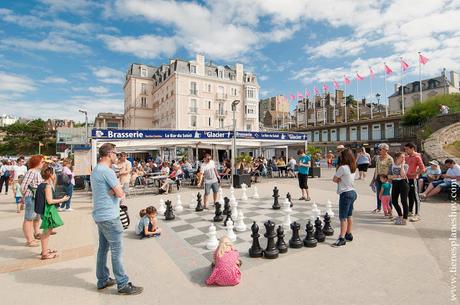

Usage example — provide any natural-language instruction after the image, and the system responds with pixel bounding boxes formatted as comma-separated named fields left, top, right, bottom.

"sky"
left=0, top=0, right=459, bottom=122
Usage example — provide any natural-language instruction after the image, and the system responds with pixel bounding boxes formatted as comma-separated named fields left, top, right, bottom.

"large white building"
left=123, top=54, right=260, bottom=131
left=0, top=114, right=17, bottom=127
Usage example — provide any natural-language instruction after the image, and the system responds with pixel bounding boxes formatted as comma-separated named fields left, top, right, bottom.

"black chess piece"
left=213, top=202, right=223, bottom=222
left=322, top=213, right=334, bottom=236
left=223, top=209, right=233, bottom=226
left=303, top=221, right=317, bottom=248
left=164, top=200, right=175, bottom=220
left=276, top=225, right=288, bottom=254
left=263, top=220, right=279, bottom=259
left=272, top=186, right=280, bottom=210
left=248, top=222, right=263, bottom=258
left=314, top=217, right=326, bottom=242
left=223, top=197, right=230, bottom=215
left=289, top=221, right=303, bottom=248
left=195, top=192, right=203, bottom=212
left=286, top=192, right=293, bottom=208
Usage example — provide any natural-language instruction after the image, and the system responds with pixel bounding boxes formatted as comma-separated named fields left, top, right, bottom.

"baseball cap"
left=337, top=145, right=345, bottom=149
left=429, top=160, right=439, bottom=166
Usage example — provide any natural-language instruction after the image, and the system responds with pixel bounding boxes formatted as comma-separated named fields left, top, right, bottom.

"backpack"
left=120, top=204, right=130, bottom=230
left=34, top=183, right=47, bottom=215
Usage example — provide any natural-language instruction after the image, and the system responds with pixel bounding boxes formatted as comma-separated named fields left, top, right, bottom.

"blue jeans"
left=339, top=190, right=357, bottom=220
left=60, top=184, right=73, bottom=209
left=96, top=218, right=129, bottom=290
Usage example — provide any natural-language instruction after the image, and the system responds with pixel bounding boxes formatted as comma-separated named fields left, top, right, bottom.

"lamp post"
left=231, top=100, right=240, bottom=187
left=78, top=109, right=88, bottom=144
left=375, top=93, right=381, bottom=115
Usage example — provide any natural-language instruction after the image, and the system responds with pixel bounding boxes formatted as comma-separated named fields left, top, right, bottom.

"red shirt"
left=405, top=153, right=426, bottom=179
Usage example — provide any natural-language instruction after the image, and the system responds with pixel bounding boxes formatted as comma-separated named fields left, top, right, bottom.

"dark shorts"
left=298, top=173, right=309, bottom=189
left=357, top=164, right=369, bottom=172
left=339, top=190, right=357, bottom=220
left=432, top=180, right=453, bottom=191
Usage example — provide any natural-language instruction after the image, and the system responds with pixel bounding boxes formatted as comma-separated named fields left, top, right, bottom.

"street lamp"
left=231, top=100, right=240, bottom=187
left=78, top=109, right=88, bottom=144
left=375, top=93, right=381, bottom=115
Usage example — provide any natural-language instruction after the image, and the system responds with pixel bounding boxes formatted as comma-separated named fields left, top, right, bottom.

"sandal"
left=50, top=231, right=57, bottom=235
left=371, top=209, right=380, bottom=214
left=40, top=252, right=58, bottom=260
left=34, top=233, right=42, bottom=240
left=26, top=240, right=39, bottom=247
left=48, top=249, right=58, bottom=254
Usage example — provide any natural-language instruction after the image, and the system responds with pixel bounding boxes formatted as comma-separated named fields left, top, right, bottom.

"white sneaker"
left=65, top=208, right=74, bottom=212
left=410, top=215, right=420, bottom=222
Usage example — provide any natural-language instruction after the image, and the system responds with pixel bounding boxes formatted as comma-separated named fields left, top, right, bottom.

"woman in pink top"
left=206, top=236, right=241, bottom=286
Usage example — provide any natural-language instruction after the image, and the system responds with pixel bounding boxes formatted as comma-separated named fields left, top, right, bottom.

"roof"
left=388, top=76, right=455, bottom=98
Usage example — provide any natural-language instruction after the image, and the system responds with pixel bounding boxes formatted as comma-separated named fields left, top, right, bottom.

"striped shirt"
left=20, top=169, right=43, bottom=197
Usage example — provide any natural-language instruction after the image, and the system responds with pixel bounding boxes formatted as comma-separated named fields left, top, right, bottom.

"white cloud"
left=38, top=0, right=99, bottom=15
left=258, top=75, right=268, bottom=81
left=41, top=76, right=68, bottom=84
left=99, top=34, right=177, bottom=59
left=0, top=71, right=36, bottom=93
left=91, top=67, right=125, bottom=85
left=305, top=38, right=367, bottom=58
left=88, top=86, right=110, bottom=95
left=1, top=32, right=90, bottom=54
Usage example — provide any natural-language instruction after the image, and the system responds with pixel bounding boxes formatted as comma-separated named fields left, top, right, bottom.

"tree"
left=402, top=93, right=460, bottom=126
left=346, top=94, right=355, bottom=105
left=0, top=119, right=56, bottom=155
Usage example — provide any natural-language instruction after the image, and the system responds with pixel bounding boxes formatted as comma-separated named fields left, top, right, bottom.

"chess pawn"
left=226, top=220, right=237, bottom=242
left=326, top=200, right=334, bottom=218
left=158, top=198, right=166, bottom=215
left=249, top=222, right=263, bottom=258
left=289, top=221, right=303, bottom=248
left=241, top=184, right=248, bottom=201
left=206, top=224, right=219, bottom=250
left=314, top=217, right=326, bottom=242
left=282, top=197, right=292, bottom=213
left=276, top=225, right=288, bottom=254
left=286, top=192, right=293, bottom=208
left=252, top=186, right=260, bottom=199
left=272, top=186, right=280, bottom=210
left=235, top=211, right=247, bottom=232
left=263, top=220, right=279, bottom=259
left=303, top=221, right=317, bottom=248
left=322, top=213, right=334, bottom=236
left=175, top=194, right=184, bottom=213
left=213, top=202, right=224, bottom=222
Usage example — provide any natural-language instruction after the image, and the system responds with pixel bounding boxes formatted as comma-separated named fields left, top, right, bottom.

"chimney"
left=450, top=71, right=459, bottom=89
left=235, top=63, right=243, bottom=83
left=394, top=83, right=398, bottom=92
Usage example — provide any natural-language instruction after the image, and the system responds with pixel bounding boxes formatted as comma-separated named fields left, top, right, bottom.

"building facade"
left=94, top=112, right=124, bottom=129
left=0, top=114, right=17, bottom=127
left=45, top=119, right=74, bottom=131
left=389, top=70, right=459, bottom=113
left=124, top=54, right=260, bottom=131
left=259, top=95, right=290, bottom=128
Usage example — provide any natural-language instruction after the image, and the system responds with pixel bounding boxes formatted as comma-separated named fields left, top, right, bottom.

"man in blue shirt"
left=297, top=149, right=311, bottom=201
left=91, top=143, right=143, bottom=295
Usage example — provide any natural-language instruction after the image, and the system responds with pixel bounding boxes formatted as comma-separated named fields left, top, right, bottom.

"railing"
left=216, top=93, right=228, bottom=100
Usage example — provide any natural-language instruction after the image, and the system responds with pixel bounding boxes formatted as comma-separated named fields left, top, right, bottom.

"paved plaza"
left=0, top=168, right=457, bottom=305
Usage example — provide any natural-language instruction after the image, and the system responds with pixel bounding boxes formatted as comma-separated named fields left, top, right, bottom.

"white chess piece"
left=158, top=198, right=166, bottom=215
left=312, top=202, right=321, bottom=220
left=230, top=197, right=239, bottom=221
left=283, top=198, right=292, bottom=228
left=252, top=186, right=260, bottom=199
left=235, top=211, right=247, bottom=232
left=241, top=183, right=248, bottom=201
left=206, top=224, right=219, bottom=250
left=226, top=220, right=237, bottom=242
left=189, top=197, right=195, bottom=209
left=175, top=194, right=184, bottom=213
left=282, top=197, right=292, bottom=213
left=230, top=186, right=235, bottom=201
left=326, top=199, right=334, bottom=218
left=218, top=187, right=225, bottom=206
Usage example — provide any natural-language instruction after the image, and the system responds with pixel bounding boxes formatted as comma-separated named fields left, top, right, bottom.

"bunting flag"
left=290, top=94, right=296, bottom=100
left=333, top=80, right=340, bottom=90
left=305, top=90, right=310, bottom=97
left=419, top=53, right=429, bottom=65
left=314, top=86, right=319, bottom=95
left=344, top=75, right=351, bottom=85
left=369, top=67, right=375, bottom=79
left=297, top=92, right=304, bottom=98
left=322, top=83, right=329, bottom=92
left=401, top=58, right=410, bottom=71
left=356, top=73, right=364, bottom=81
left=384, top=64, right=393, bottom=75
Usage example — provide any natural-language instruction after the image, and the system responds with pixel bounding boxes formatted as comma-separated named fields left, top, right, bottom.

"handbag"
left=120, top=204, right=130, bottom=230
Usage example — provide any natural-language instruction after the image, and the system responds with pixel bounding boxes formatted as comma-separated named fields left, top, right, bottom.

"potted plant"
left=233, top=153, right=252, bottom=188
left=307, top=146, right=322, bottom=178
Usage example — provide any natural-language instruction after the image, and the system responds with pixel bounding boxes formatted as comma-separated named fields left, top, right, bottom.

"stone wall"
left=423, top=122, right=460, bottom=163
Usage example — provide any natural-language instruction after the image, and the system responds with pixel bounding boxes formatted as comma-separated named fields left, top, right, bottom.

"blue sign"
left=91, top=129, right=306, bottom=141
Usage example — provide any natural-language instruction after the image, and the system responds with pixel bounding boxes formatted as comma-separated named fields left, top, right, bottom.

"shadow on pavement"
left=188, top=265, right=211, bottom=287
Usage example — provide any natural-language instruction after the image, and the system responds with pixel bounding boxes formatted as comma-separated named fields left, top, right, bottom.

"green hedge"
left=402, top=93, right=460, bottom=126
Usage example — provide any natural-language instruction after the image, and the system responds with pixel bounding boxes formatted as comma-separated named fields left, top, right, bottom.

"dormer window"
left=141, top=68, right=147, bottom=77
left=218, top=70, right=223, bottom=78
left=207, top=70, right=212, bottom=76
left=190, top=65, right=196, bottom=74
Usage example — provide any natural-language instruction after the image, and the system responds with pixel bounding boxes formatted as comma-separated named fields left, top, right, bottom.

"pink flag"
left=419, top=53, right=429, bottom=65
left=297, top=92, right=304, bottom=98
left=344, top=75, right=350, bottom=85
left=314, top=87, right=319, bottom=95
left=369, top=67, right=375, bottom=79
left=305, top=90, right=311, bottom=97
left=401, top=58, right=409, bottom=71
left=333, top=80, right=340, bottom=90
left=322, top=83, right=329, bottom=92
left=290, top=94, right=295, bottom=100
left=356, top=73, right=364, bottom=81
left=384, top=64, right=393, bottom=75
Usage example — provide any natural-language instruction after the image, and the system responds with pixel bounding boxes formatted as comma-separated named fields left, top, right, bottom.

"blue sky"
left=1, top=0, right=459, bottom=122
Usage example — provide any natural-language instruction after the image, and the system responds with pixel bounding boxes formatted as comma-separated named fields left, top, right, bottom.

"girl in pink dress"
left=206, top=237, right=241, bottom=286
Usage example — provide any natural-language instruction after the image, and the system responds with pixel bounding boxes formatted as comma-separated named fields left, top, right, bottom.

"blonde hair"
left=215, top=236, right=235, bottom=260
